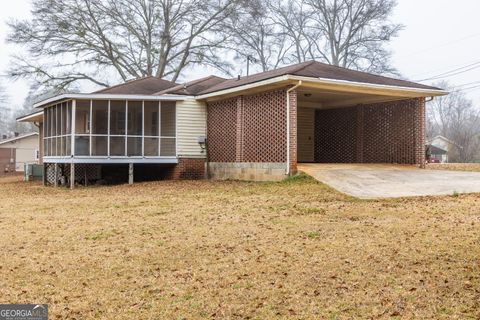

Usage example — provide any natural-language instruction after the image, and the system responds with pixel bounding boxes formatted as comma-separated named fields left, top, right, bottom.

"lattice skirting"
left=44, top=163, right=101, bottom=186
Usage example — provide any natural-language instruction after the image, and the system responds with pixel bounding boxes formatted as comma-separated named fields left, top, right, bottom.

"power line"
left=409, top=59, right=480, bottom=79
left=452, top=84, right=480, bottom=93
left=416, top=61, right=480, bottom=82
left=453, top=80, right=480, bottom=89
left=399, top=31, right=480, bottom=58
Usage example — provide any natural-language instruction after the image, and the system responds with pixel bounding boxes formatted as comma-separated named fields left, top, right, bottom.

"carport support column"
left=287, top=86, right=299, bottom=175
left=356, top=105, right=365, bottom=163
left=415, top=98, right=426, bottom=168
left=128, top=163, right=134, bottom=185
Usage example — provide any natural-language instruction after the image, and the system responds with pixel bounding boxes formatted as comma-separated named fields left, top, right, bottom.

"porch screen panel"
left=127, top=100, right=142, bottom=136
left=160, top=138, right=176, bottom=156
left=61, top=102, right=67, bottom=135
left=144, top=137, right=159, bottom=156
left=161, top=101, right=176, bottom=137
left=92, top=100, right=108, bottom=134
left=110, top=101, right=126, bottom=135
left=75, top=100, right=90, bottom=134
left=92, top=136, right=108, bottom=156
left=144, top=101, right=159, bottom=136
left=110, top=136, right=125, bottom=156
left=66, top=101, right=72, bottom=135
left=75, top=136, right=90, bottom=156
left=127, top=137, right=142, bottom=156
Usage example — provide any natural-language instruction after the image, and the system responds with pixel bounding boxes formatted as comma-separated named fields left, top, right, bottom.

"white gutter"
left=286, top=81, right=302, bottom=175
left=287, top=75, right=449, bottom=96
left=195, top=75, right=448, bottom=100
left=33, top=93, right=189, bottom=109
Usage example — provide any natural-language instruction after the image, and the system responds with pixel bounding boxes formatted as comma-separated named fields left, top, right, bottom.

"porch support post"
left=70, top=163, right=75, bottom=189
left=128, top=163, right=134, bottom=185
left=54, top=163, right=58, bottom=187
left=43, top=164, right=47, bottom=186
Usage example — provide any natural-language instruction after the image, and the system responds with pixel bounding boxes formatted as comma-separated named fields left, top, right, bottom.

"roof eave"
left=0, top=132, right=39, bottom=145
left=195, top=74, right=448, bottom=100
left=289, top=75, right=449, bottom=98
left=33, top=93, right=191, bottom=109
left=16, top=111, right=44, bottom=123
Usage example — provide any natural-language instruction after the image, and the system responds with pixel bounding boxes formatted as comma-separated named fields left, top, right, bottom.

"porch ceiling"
left=297, top=87, right=421, bottom=110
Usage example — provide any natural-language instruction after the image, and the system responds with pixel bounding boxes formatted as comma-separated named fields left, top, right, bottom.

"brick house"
left=18, top=61, right=447, bottom=187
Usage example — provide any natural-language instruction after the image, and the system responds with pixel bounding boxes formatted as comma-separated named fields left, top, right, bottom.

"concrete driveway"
left=298, top=163, right=480, bottom=199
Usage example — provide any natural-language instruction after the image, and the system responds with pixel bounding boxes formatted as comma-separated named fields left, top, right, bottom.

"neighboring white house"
left=0, top=133, right=39, bottom=172
left=427, top=135, right=458, bottom=163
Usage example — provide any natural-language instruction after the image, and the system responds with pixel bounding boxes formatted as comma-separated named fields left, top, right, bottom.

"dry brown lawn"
left=0, top=175, right=479, bottom=319
left=427, top=163, right=480, bottom=172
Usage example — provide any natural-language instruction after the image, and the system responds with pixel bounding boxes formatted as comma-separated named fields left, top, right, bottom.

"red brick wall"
left=207, top=88, right=296, bottom=171
left=207, top=98, right=237, bottom=162
left=314, top=107, right=358, bottom=163
left=314, top=98, right=425, bottom=165
left=242, top=89, right=287, bottom=162
left=164, top=158, right=205, bottom=180
left=0, top=148, right=15, bottom=175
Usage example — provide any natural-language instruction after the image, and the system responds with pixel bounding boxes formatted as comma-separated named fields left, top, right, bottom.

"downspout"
left=286, top=81, right=302, bottom=175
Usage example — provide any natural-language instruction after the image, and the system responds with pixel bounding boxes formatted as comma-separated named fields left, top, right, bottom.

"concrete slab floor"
left=298, top=163, right=480, bottom=199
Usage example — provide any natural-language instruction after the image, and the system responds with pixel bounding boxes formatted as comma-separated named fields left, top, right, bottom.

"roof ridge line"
left=290, top=60, right=317, bottom=74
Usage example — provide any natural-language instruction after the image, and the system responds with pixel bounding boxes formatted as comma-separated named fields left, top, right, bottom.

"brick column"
left=415, top=98, right=426, bottom=168
left=356, top=105, right=364, bottom=163
left=235, top=96, right=244, bottom=162
left=289, top=89, right=298, bottom=173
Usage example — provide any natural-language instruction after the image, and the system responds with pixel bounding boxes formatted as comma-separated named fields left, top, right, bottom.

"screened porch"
left=43, top=99, right=177, bottom=163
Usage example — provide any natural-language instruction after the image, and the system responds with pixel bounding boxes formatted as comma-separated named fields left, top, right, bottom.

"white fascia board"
left=34, top=93, right=190, bottom=109
left=287, top=75, right=449, bottom=97
left=16, top=111, right=44, bottom=122
left=0, top=132, right=39, bottom=145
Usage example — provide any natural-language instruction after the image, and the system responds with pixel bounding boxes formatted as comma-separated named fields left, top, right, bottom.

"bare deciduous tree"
left=8, top=0, right=240, bottom=90
left=223, top=0, right=292, bottom=72
left=428, top=81, right=480, bottom=162
left=0, top=84, right=11, bottom=136
left=228, top=0, right=401, bottom=75
left=305, top=0, right=402, bottom=75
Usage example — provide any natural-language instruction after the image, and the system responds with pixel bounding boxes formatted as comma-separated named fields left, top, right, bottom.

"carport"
left=296, top=84, right=430, bottom=166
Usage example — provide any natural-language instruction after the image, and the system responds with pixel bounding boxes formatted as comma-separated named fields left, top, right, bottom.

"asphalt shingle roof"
left=197, top=60, right=441, bottom=95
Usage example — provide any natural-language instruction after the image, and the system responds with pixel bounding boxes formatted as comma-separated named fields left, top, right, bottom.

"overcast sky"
left=1, top=0, right=480, bottom=110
